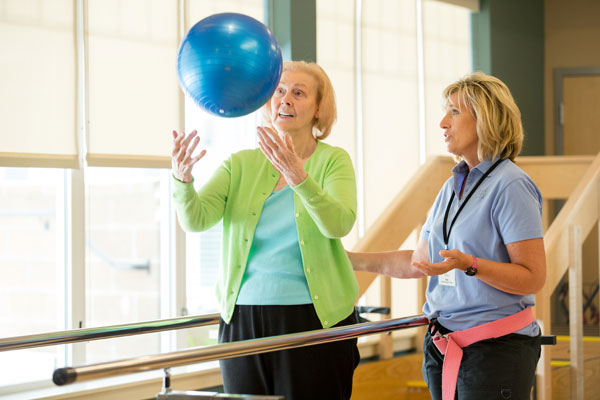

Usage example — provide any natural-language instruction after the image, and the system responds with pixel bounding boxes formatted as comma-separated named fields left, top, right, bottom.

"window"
left=0, top=0, right=263, bottom=394
left=0, top=168, right=65, bottom=385
left=316, top=0, right=472, bottom=320
left=85, top=167, right=164, bottom=363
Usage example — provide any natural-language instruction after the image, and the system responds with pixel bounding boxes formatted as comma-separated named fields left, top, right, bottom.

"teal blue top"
left=172, top=141, right=358, bottom=328
left=236, top=185, right=312, bottom=305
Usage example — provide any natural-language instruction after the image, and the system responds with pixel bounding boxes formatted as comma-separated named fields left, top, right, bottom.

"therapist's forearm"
left=348, top=250, right=424, bottom=279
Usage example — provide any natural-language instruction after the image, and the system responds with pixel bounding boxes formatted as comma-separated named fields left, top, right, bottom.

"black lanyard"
left=442, top=158, right=505, bottom=249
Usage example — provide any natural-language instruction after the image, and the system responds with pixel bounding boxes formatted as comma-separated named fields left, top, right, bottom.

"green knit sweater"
left=172, top=141, right=359, bottom=327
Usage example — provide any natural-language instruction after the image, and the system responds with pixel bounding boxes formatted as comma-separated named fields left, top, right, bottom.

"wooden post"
left=597, top=190, right=600, bottom=338
left=569, top=224, right=584, bottom=400
left=378, top=275, right=393, bottom=360
left=414, top=223, right=427, bottom=353
left=413, top=277, right=428, bottom=352
left=535, top=287, right=552, bottom=399
left=542, top=199, right=551, bottom=232
left=536, top=199, right=552, bottom=399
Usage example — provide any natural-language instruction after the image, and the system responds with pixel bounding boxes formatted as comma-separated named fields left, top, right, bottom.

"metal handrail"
left=0, top=313, right=220, bottom=352
left=53, top=314, right=429, bottom=386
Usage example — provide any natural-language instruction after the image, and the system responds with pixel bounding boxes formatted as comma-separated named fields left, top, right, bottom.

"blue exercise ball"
left=177, top=13, right=283, bottom=118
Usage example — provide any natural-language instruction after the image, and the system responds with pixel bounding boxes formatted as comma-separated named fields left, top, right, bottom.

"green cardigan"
left=172, top=141, right=359, bottom=328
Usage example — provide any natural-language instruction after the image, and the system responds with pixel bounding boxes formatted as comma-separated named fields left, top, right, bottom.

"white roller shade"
left=361, top=0, right=420, bottom=228
left=187, top=0, right=263, bottom=28
left=0, top=0, right=78, bottom=168
left=86, top=0, right=180, bottom=167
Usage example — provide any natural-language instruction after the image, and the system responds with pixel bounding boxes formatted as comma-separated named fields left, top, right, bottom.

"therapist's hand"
left=412, top=249, right=471, bottom=276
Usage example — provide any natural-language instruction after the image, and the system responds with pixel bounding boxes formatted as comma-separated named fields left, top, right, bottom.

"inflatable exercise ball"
left=177, top=13, right=283, bottom=118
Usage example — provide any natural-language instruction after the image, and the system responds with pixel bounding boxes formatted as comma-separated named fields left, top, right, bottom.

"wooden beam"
left=544, top=153, right=600, bottom=291
left=378, top=276, right=393, bottom=360
left=415, top=222, right=427, bottom=353
left=568, top=225, right=584, bottom=400
left=518, top=155, right=593, bottom=199
left=535, top=291, right=553, bottom=400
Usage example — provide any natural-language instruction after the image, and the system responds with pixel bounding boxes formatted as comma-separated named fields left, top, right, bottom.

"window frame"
left=0, top=0, right=473, bottom=396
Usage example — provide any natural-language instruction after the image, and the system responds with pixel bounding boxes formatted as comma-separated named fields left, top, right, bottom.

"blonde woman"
left=171, top=61, right=359, bottom=400
left=348, top=72, right=546, bottom=400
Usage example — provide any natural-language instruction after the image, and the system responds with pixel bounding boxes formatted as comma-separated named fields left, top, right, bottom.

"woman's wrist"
left=289, top=170, right=308, bottom=186
left=465, top=255, right=478, bottom=276
left=173, top=172, right=192, bottom=183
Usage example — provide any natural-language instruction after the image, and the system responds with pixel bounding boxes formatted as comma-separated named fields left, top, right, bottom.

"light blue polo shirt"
left=420, top=158, right=543, bottom=336
left=236, top=185, right=312, bottom=305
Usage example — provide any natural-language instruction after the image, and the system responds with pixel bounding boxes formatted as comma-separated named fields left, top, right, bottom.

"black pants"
left=422, top=322, right=541, bottom=400
left=218, top=304, right=360, bottom=400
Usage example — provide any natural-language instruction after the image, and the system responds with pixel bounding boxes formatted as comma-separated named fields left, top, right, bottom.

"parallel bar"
left=53, top=315, right=430, bottom=386
left=0, top=314, right=220, bottom=352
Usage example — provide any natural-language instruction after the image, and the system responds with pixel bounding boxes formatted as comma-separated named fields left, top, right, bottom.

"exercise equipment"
left=177, top=13, right=283, bottom=118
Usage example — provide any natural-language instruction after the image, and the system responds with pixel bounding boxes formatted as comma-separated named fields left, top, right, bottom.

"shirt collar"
left=451, top=160, right=470, bottom=175
left=451, top=156, right=501, bottom=175
left=450, top=157, right=502, bottom=194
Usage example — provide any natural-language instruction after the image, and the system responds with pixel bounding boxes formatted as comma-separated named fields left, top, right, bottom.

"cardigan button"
left=324, top=321, right=328, bottom=326
left=295, top=212, right=299, bottom=217
left=306, top=268, right=311, bottom=273
left=300, top=240, right=304, bottom=245
left=314, top=295, right=319, bottom=300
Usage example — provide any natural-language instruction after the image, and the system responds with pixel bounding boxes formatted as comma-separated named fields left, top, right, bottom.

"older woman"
left=171, top=61, right=359, bottom=400
left=348, top=72, right=546, bottom=400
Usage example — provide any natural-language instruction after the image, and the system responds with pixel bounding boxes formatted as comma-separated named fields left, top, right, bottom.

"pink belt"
left=432, top=307, right=535, bottom=400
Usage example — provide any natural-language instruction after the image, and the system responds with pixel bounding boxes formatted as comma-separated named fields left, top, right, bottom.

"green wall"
left=265, top=0, right=316, bottom=62
left=472, top=0, right=545, bottom=156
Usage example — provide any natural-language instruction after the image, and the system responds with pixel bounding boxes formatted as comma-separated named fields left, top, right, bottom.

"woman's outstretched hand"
left=257, top=126, right=307, bottom=186
left=171, top=130, right=206, bottom=183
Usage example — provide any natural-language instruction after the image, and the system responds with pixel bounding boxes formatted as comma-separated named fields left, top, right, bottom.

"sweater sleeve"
left=292, top=148, right=357, bottom=238
left=172, top=160, right=231, bottom=232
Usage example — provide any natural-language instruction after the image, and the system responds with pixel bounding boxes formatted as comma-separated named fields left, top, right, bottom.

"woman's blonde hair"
left=261, top=60, right=337, bottom=140
left=444, top=72, right=523, bottom=162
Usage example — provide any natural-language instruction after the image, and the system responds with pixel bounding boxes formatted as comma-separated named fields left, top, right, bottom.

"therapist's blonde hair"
left=444, top=72, right=523, bottom=162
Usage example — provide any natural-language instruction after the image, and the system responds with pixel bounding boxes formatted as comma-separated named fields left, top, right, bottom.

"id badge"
left=439, top=269, right=456, bottom=286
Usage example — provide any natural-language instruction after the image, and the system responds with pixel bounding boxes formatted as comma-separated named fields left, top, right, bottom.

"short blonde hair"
left=443, top=72, right=523, bottom=162
left=261, top=61, right=337, bottom=140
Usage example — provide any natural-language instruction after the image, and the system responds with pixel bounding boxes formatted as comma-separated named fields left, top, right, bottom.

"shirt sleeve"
left=172, top=159, right=231, bottom=232
left=492, top=177, right=544, bottom=244
left=292, top=148, right=357, bottom=238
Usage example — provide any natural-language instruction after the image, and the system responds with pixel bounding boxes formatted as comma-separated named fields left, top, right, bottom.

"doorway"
left=553, top=67, right=600, bottom=336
